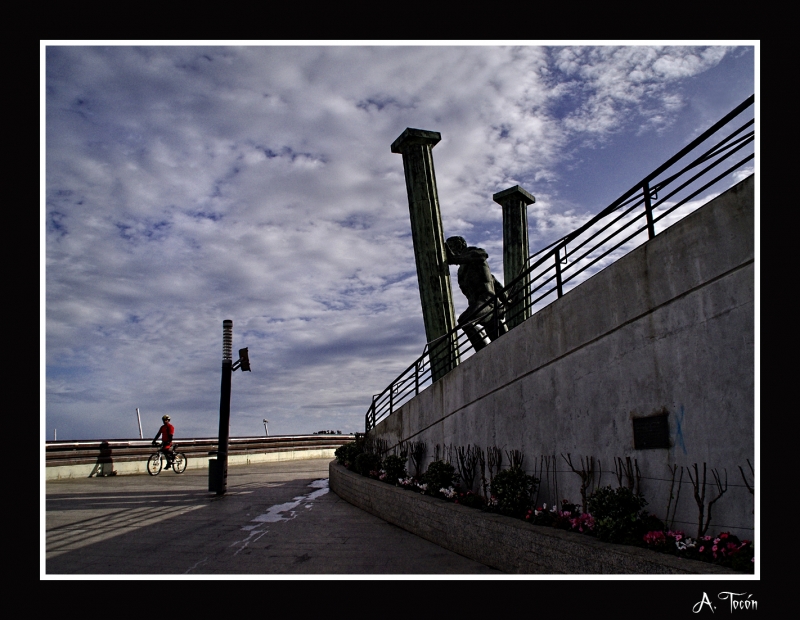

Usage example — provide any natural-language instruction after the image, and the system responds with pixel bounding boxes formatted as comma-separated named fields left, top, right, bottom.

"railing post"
left=643, top=181, right=656, bottom=239
left=389, top=384, right=394, bottom=415
left=415, top=360, right=419, bottom=395
left=367, top=396, right=375, bottom=431
left=493, top=293, right=501, bottom=339
left=554, top=247, right=563, bottom=298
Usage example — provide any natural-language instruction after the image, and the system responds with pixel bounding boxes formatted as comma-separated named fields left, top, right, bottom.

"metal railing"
left=366, top=95, right=754, bottom=432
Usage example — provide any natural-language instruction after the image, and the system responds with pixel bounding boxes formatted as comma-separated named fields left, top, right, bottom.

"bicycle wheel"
left=147, top=453, right=163, bottom=476
left=172, top=452, right=187, bottom=474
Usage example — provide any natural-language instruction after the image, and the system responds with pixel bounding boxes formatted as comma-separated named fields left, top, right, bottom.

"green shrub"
left=382, top=454, right=407, bottom=483
left=421, top=460, right=458, bottom=492
left=587, top=485, right=649, bottom=544
left=354, top=451, right=382, bottom=476
left=334, top=441, right=364, bottom=468
left=457, top=491, right=485, bottom=509
left=725, top=539, right=755, bottom=572
left=490, top=467, right=538, bottom=518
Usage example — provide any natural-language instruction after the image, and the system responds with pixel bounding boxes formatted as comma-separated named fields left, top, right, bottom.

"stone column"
left=392, top=128, right=459, bottom=381
left=493, top=185, right=535, bottom=330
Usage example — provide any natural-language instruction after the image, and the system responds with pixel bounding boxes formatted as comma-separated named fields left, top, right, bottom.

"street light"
left=263, top=419, right=269, bottom=437
left=209, top=320, right=251, bottom=496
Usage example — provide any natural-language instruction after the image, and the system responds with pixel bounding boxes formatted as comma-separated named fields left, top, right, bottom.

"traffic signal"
left=238, top=347, right=251, bottom=372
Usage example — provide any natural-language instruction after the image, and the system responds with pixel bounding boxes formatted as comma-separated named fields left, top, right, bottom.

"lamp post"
left=263, top=419, right=269, bottom=437
left=209, top=320, right=251, bottom=496
left=209, top=320, right=233, bottom=495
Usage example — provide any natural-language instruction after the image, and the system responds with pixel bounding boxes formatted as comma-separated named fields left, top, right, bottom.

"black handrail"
left=366, top=95, right=754, bottom=431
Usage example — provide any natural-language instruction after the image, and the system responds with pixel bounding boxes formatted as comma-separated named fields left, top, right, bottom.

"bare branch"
left=478, top=447, right=487, bottom=500
left=506, top=449, right=524, bottom=470
left=409, top=441, right=426, bottom=478
left=703, top=469, right=728, bottom=537
left=456, top=444, right=480, bottom=492
left=486, top=446, right=502, bottom=492
left=561, top=453, right=596, bottom=513
left=738, top=458, right=754, bottom=495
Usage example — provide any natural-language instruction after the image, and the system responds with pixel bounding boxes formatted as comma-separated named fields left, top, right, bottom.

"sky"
left=43, top=43, right=757, bottom=441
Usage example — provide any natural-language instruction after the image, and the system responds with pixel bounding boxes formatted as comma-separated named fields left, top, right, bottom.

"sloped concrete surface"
left=45, top=458, right=499, bottom=575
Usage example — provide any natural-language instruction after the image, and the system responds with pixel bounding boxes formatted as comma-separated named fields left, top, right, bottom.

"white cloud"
left=44, top=44, right=754, bottom=439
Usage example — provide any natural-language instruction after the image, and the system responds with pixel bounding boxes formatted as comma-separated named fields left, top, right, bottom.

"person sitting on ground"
left=152, top=414, right=175, bottom=469
left=444, top=235, right=508, bottom=352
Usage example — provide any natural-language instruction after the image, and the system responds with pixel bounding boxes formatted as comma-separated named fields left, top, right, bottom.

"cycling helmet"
left=162, top=415, right=171, bottom=422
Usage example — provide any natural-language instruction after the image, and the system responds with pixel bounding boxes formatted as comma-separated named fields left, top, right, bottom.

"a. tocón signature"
left=693, top=592, right=757, bottom=613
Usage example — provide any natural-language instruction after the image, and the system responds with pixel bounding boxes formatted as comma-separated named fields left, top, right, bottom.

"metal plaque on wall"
left=633, top=415, right=670, bottom=449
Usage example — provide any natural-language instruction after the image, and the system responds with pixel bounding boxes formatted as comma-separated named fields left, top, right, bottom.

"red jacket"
left=156, top=422, right=174, bottom=446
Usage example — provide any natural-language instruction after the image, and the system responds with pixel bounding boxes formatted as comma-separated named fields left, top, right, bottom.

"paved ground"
left=45, top=458, right=500, bottom=576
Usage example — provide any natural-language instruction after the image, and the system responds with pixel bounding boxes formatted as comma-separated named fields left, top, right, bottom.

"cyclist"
left=152, top=414, right=176, bottom=469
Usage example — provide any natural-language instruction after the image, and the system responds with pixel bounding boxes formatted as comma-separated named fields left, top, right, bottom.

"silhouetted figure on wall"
left=445, top=236, right=508, bottom=352
left=89, top=440, right=117, bottom=477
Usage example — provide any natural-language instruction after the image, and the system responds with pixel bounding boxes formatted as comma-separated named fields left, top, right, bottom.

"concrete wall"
left=370, top=175, right=755, bottom=540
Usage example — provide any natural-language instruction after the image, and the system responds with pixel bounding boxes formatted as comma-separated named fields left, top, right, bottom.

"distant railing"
left=366, top=94, right=754, bottom=432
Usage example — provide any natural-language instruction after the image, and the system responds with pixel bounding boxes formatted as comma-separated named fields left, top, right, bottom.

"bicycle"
left=147, top=442, right=187, bottom=476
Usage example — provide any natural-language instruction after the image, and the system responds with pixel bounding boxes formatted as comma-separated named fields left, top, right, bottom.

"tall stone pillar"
left=493, top=185, right=535, bottom=330
left=391, top=128, right=459, bottom=381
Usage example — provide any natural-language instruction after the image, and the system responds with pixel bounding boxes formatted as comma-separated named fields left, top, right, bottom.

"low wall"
left=45, top=435, right=353, bottom=480
left=370, top=176, right=755, bottom=539
left=47, top=448, right=339, bottom=480
left=329, top=461, right=737, bottom=574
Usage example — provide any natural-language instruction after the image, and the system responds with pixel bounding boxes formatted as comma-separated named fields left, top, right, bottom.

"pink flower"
left=644, top=531, right=666, bottom=546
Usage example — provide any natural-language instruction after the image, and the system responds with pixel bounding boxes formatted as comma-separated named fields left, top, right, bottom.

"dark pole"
left=211, top=319, right=233, bottom=495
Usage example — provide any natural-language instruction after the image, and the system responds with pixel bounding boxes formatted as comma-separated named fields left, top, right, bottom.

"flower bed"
left=329, top=460, right=740, bottom=574
left=332, top=441, right=753, bottom=574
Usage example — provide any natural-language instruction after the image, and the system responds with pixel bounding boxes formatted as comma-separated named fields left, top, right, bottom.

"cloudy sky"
left=43, top=43, right=756, bottom=441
